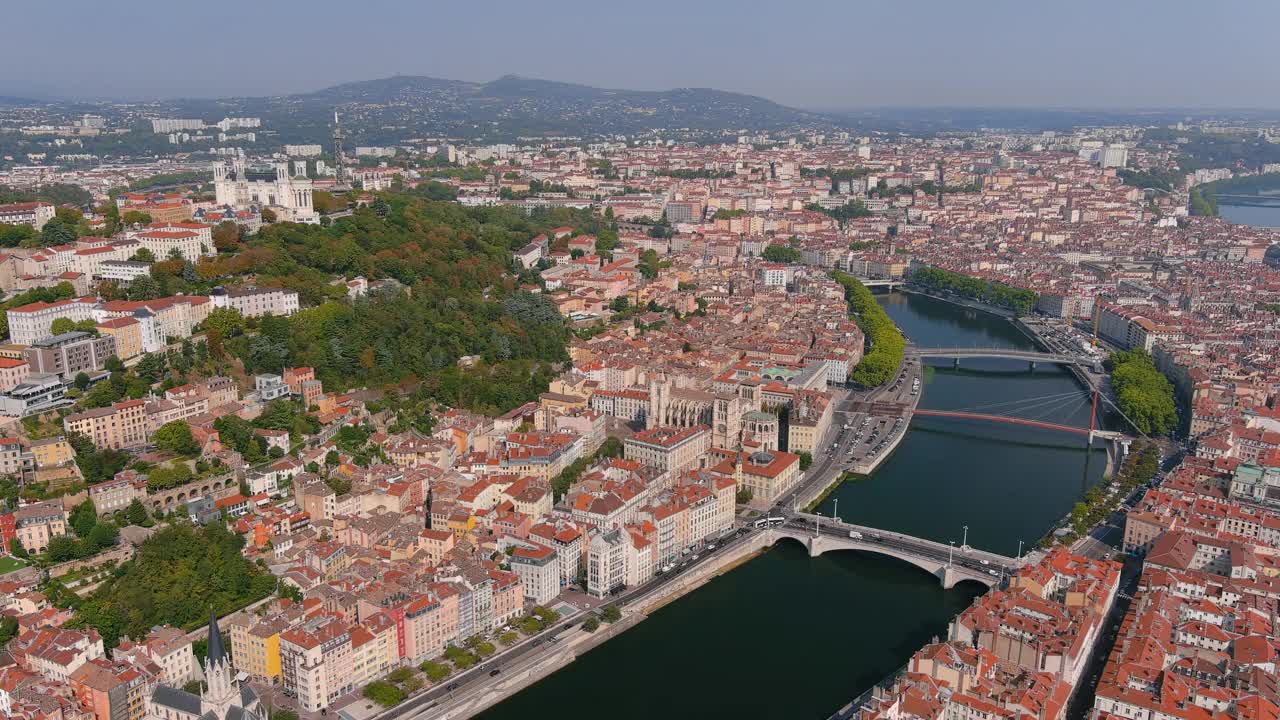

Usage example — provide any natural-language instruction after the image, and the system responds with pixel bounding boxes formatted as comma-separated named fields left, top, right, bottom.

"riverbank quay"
left=396, top=529, right=776, bottom=720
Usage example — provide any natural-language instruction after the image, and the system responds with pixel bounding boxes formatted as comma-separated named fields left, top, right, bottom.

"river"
left=479, top=291, right=1107, bottom=720
left=1220, top=202, right=1280, bottom=228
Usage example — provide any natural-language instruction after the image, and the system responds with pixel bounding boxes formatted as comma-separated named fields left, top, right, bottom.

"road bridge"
left=772, top=515, right=1022, bottom=589
left=857, top=277, right=904, bottom=289
left=915, top=346, right=1095, bottom=367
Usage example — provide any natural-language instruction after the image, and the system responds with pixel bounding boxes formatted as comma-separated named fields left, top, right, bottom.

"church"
left=148, top=611, right=262, bottom=720
left=213, top=157, right=318, bottom=224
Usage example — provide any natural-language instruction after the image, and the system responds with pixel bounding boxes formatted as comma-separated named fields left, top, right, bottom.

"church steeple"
left=201, top=607, right=237, bottom=718
left=206, top=606, right=226, bottom=666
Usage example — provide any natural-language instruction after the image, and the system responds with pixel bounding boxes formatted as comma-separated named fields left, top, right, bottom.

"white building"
left=509, top=544, right=560, bottom=605
left=587, top=528, right=628, bottom=598
left=6, top=297, right=99, bottom=345
left=214, top=159, right=318, bottom=224
left=284, top=144, right=323, bottom=157
left=0, top=201, right=55, bottom=231
left=210, top=286, right=300, bottom=318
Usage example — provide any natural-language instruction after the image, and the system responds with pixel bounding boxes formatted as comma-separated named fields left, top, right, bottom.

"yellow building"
left=95, top=317, right=142, bottom=362
left=30, top=436, right=74, bottom=469
left=446, top=510, right=476, bottom=540
left=226, top=612, right=287, bottom=683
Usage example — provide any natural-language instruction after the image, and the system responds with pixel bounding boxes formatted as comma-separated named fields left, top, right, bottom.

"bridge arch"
left=772, top=529, right=996, bottom=589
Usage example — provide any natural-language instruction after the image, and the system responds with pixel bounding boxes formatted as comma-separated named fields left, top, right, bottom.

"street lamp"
left=814, top=510, right=821, bottom=538
left=1017, top=540, right=1024, bottom=562
left=962, top=525, right=969, bottom=550
left=833, top=498, right=839, bottom=522
left=948, top=540, right=955, bottom=567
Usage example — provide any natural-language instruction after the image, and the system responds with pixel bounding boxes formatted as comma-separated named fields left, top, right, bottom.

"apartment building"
left=63, top=399, right=148, bottom=450
left=30, top=436, right=74, bottom=469
left=210, top=286, right=300, bottom=318
left=226, top=612, right=291, bottom=683
left=94, top=318, right=142, bottom=362
left=0, top=202, right=55, bottom=230
left=624, top=424, right=710, bottom=475
left=509, top=544, right=560, bottom=605
left=709, top=449, right=801, bottom=505
left=69, top=657, right=150, bottom=720
left=88, top=474, right=145, bottom=516
left=12, top=501, right=68, bottom=554
left=586, top=528, right=628, bottom=598
left=279, top=616, right=354, bottom=712
left=10, top=626, right=104, bottom=683
left=24, top=331, right=116, bottom=379
left=5, top=297, right=99, bottom=345
left=133, top=229, right=205, bottom=263
left=0, top=357, right=30, bottom=391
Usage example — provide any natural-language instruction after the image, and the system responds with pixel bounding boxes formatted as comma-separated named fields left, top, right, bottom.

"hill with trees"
left=206, top=193, right=574, bottom=415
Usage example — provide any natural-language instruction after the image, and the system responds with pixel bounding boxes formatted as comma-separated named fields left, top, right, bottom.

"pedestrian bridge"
left=770, top=515, right=1022, bottom=589
left=915, top=346, right=1092, bottom=366
left=911, top=409, right=1129, bottom=442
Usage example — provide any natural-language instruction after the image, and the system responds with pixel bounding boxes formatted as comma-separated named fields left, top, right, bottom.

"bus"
left=753, top=516, right=786, bottom=529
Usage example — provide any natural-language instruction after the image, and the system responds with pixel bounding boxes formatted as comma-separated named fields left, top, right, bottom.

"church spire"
left=207, top=606, right=226, bottom=666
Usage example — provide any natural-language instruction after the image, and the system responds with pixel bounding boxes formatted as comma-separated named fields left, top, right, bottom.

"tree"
left=47, top=535, right=81, bottom=562
left=735, top=488, right=753, bottom=504
left=9, top=537, right=27, bottom=559
left=362, top=681, right=404, bottom=708
left=260, top=208, right=277, bottom=224
left=124, top=498, right=149, bottom=526
left=761, top=244, right=802, bottom=263
left=73, top=372, right=91, bottom=390
left=601, top=603, right=621, bottom=623
left=127, top=275, right=161, bottom=301
left=69, top=499, right=98, bottom=538
left=582, top=616, right=600, bottom=632
left=202, top=307, right=245, bottom=338
left=798, top=452, right=813, bottom=470
left=41, top=218, right=76, bottom=246
left=598, top=436, right=623, bottom=458
left=131, top=248, right=156, bottom=263
left=211, top=222, right=243, bottom=252
left=121, top=211, right=152, bottom=227
left=0, top=616, right=17, bottom=647
left=155, top=421, right=199, bottom=456
left=420, top=661, right=451, bottom=682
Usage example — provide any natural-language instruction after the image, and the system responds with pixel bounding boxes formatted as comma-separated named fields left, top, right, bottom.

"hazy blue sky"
left=4, top=0, right=1278, bottom=109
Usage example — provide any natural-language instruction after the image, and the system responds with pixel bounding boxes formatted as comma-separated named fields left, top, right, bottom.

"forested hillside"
left=208, top=194, right=577, bottom=414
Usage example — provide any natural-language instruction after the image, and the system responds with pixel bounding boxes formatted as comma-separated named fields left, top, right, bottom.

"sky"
left=3, top=0, right=1278, bottom=109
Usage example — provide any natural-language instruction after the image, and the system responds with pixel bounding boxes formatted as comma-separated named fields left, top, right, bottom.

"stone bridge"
left=770, top=516, right=1022, bottom=589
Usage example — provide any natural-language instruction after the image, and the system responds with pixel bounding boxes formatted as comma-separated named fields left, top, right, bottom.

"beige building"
left=88, top=474, right=144, bottom=516
left=710, top=449, right=801, bottom=504
left=30, top=436, right=74, bottom=468
left=13, top=501, right=68, bottom=554
left=63, top=399, right=148, bottom=450
left=279, top=616, right=354, bottom=712
left=0, top=357, right=30, bottom=392
left=786, top=390, right=833, bottom=454
left=624, top=424, right=711, bottom=475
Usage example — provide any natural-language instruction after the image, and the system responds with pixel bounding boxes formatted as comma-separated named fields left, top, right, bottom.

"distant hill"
left=265, top=74, right=836, bottom=142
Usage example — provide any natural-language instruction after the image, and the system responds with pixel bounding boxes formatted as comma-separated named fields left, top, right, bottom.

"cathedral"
left=648, top=375, right=772, bottom=450
left=149, top=610, right=261, bottom=720
left=213, top=158, right=318, bottom=224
